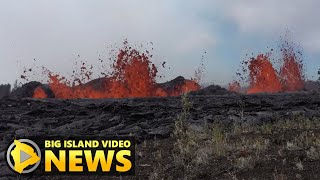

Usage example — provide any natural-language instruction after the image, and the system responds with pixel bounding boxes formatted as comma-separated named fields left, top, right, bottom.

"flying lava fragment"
left=32, top=41, right=200, bottom=99
left=230, top=39, right=305, bottom=94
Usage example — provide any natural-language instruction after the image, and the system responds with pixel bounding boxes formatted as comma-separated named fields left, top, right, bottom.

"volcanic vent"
left=26, top=41, right=201, bottom=99
left=230, top=39, right=305, bottom=94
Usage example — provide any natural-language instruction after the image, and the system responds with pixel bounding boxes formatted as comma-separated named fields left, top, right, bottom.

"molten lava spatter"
left=247, top=54, right=282, bottom=94
left=33, top=86, right=48, bottom=98
left=228, top=81, right=241, bottom=93
left=279, top=44, right=304, bottom=92
left=32, top=42, right=200, bottom=99
left=232, top=39, right=305, bottom=94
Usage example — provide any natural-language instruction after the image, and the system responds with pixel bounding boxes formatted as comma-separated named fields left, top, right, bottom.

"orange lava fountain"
left=247, top=54, right=282, bottom=94
left=33, top=42, right=200, bottom=99
left=230, top=39, right=305, bottom=94
left=33, top=86, right=48, bottom=98
left=279, top=45, right=304, bottom=92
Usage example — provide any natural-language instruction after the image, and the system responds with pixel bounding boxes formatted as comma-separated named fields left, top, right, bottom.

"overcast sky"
left=0, top=0, right=319, bottom=86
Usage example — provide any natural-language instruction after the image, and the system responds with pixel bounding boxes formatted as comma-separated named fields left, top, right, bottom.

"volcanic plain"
left=1, top=86, right=320, bottom=179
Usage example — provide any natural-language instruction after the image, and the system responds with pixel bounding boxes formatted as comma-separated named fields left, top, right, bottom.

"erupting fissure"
left=230, top=40, right=305, bottom=94
left=32, top=42, right=200, bottom=99
left=279, top=44, right=304, bottom=92
left=247, top=54, right=283, bottom=94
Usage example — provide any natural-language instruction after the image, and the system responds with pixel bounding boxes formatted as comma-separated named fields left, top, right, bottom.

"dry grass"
left=150, top=94, right=320, bottom=179
left=211, top=125, right=227, bottom=156
left=233, top=156, right=255, bottom=170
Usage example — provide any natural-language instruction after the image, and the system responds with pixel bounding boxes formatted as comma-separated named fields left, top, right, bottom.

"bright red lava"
left=279, top=47, right=304, bottom=92
left=33, top=86, right=47, bottom=99
left=33, top=42, right=200, bottom=99
left=230, top=40, right=305, bottom=94
left=247, top=54, right=283, bottom=94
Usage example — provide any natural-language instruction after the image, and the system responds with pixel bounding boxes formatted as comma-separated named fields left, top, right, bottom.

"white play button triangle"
left=20, top=150, right=31, bottom=163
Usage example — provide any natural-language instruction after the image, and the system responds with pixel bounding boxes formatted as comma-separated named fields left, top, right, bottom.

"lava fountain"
left=231, top=39, right=305, bottom=94
left=247, top=54, right=282, bottom=94
left=279, top=43, right=304, bottom=92
left=32, top=42, right=200, bottom=99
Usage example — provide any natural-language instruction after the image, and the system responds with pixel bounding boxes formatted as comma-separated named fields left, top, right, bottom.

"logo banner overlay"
left=5, top=136, right=135, bottom=176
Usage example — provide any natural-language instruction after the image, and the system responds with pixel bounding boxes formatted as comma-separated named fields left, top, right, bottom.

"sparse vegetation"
left=233, top=156, right=255, bottom=170
left=172, top=93, right=205, bottom=179
left=149, top=148, right=166, bottom=180
left=211, top=124, right=227, bottom=156
left=260, top=123, right=273, bottom=134
left=306, top=146, right=320, bottom=160
left=273, top=172, right=288, bottom=180
left=145, top=95, right=320, bottom=179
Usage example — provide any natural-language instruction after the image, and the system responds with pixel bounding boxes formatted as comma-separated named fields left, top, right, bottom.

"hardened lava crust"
left=1, top=90, right=320, bottom=179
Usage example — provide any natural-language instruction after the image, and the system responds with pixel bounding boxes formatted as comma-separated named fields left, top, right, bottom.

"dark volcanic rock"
left=157, top=76, right=196, bottom=93
left=304, top=80, right=320, bottom=91
left=9, top=81, right=54, bottom=98
left=1, top=91, right=320, bottom=177
left=190, top=84, right=233, bottom=95
left=9, top=81, right=41, bottom=98
left=158, top=76, right=186, bottom=90
left=0, top=84, right=10, bottom=99
left=1, top=92, right=320, bottom=143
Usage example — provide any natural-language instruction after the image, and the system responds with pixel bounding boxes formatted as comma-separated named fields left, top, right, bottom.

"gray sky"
left=1, top=0, right=320, bottom=86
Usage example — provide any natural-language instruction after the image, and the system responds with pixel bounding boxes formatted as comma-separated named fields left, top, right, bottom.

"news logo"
left=6, top=139, right=41, bottom=174
left=5, top=137, right=135, bottom=176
